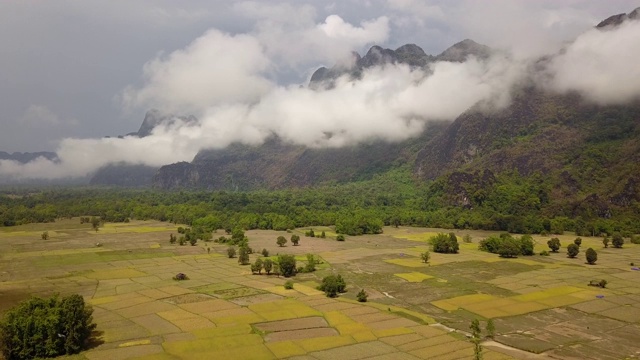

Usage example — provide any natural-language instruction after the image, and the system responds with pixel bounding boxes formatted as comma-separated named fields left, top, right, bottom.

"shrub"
left=0, top=294, right=96, bottom=360
left=304, top=254, right=316, bottom=272
left=251, top=258, right=263, bottom=274
left=356, top=289, right=368, bottom=302
left=173, top=273, right=189, bottom=281
left=227, top=246, right=236, bottom=258
left=497, top=236, right=521, bottom=258
left=519, top=235, right=535, bottom=256
left=420, top=251, right=430, bottom=264
left=320, top=231, right=326, bottom=238
left=547, top=238, right=561, bottom=252
left=630, top=235, right=640, bottom=244
left=462, top=234, right=472, bottom=243
left=336, top=234, right=345, bottom=241
left=539, top=250, right=550, bottom=256
left=41, top=231, right=49, bottom=240
left=238, top=246, right=250, bottom=265
left=603, top=237, right=610, bottom=248
left=430, top=233, right=459, bottom=254
left=612, top=233, right=624, bottom=248
left=261, top=248, right=269, bottom=257
left=284, top=281, right=294, bottom=289
left=567, top=243, right=579, bottom=258
left=585, top=248, right=597, bottom=265
left=290, top=235, right=300, bottom=246
left=574, top=237, right=582, bottom=247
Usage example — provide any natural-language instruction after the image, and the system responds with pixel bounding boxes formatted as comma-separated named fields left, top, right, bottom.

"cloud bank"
left=2, top=7, right=640, bottom=180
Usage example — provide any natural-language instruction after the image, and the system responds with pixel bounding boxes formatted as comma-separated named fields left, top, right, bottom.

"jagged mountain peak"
left=435, top=39, right=492, bottom=62
left=136, top=109, right=198, bottom=137
left=596, top=7, right=640, bottom=28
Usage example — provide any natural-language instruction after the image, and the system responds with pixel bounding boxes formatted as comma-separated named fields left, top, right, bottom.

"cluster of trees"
left=479, top=233, right=535, bottom=258
left=1, top=168, right=640, bottom=236
left=318, top=275, right=346, bottom=297
left=0, top=294, right=96, bottom=360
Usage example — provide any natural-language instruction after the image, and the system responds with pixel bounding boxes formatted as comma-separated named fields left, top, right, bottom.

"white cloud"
left=543, top=20, right=640, bottom=104
left=120, top=29, right=274, bottom=114
left=20, top=105, right=60, bottom=126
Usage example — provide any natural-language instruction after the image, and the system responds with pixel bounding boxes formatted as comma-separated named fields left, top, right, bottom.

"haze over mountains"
left=1, top=5, right=640, bottom=198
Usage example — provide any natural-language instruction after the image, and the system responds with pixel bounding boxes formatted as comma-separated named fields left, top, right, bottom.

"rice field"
left=1, top=220, right=639, bottom=359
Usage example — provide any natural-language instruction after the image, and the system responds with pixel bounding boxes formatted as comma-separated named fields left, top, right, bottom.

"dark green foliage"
left=320, top=231, right=326, bottom=238
left=261, top=248, right=269, bottom=257
left=603, top=237, right=610, bottom=248
left=41, top=231, right=49, bottom=240
left=263, top=259, right=273, bottom=274
left=290, top=235, right=300, bottom=246
left=486, top=319, right=495, bottom=339
left=574, top=237, right=582, bottom=247
left=469, top=319, right=481, bottom=339
left=277, top=254, right=296, bottom=277
left=420, top=251, right=430, bottom=263
left=227, top=246, right=236, bottom=258
left=284, top=281, right=294, bottom=290
left=612, top=233, right=624, bottom=248
left=304, top=254, right=316, bottom=273
left=0, top=294, right=96, bottom=360
left=335, top=211, right=383, bottom=236
left=336, top=234, right=345, bottom=241
left=356, top=289, right=368, bottom=302
left=547, top=237, right=561, bottom=252
left=585, top=248, right=597, bottom=265
left=276, top=236, right=287, bottom=247
left=567, top=243, right=580, bottom=258
left=169, top=234, right=177, bottom=244
left=251, top=258, right=263, bottom=274
left=479, top=233, right=534, bottom=257
left=173, top=273, right=188, bottom=280
left=589, top=279, right=607, bottom=288
left=318, top=275, right=346, bottom=297
left=305, top=229, right=315, bottom=237
left=430, top=233, right=459, bottom=254
left=630, top=235, right=640, bottom=244
left=539, top=250, right=550, bottom=256
left=462, top=234, right=472, bottom=243
left=238, top=246, right=250, bottom=265
left=90, top=217, right=100, bottom=232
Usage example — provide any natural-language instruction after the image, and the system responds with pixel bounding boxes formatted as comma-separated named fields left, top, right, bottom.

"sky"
left=0, top=0, right=639, bottom=179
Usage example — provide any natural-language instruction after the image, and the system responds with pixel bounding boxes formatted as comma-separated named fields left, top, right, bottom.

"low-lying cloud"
left=2, top=10, right=639, bottom=180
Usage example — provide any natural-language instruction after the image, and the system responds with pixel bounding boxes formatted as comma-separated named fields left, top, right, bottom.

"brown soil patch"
left=230, top=293, right=284, bottom=306
left=255, top=316, right=328, bottom=332
left=264, top=327, right=338, bottom=342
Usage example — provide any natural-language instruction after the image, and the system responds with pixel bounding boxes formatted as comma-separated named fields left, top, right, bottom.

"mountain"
left=309, top=39, right=489, bottom=89
left=133, top=109, right=198, bottom=138
left=89, top=163, right=158, bottom=187
left=152, top=122, right=447, bottom=190
left=0, top=151, right=58, bottom=164
left=596, top=7, right=639, bottom=28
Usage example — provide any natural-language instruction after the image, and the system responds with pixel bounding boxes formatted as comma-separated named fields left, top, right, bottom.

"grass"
left=4, top=222, right=640, bottom=359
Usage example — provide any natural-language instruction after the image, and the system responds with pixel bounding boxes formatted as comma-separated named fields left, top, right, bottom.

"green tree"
left=277, top=254, right=297, bottom=277
left=470, top=319, right=482, bottom=339
left=227, top=246, right=236, bottom=258
left=41, top=231, right=49, bottom=240
left=463, top=234, right=472, bottom=243
left=169, top=234, right=177, bottom=244
left=470, top=319, right=483, bottom=360
left=0, top=294, right=96, bottom=360
left=612, top=233, right=624, bottom=248
left=261, top=248, right=269, bottom=257
left=320, top=231, right=326, bottom=238
left=238, top=246, right=250, bottom=265
left=586, top=248, right=598, bottom=265
left=290, top=234, right=300, bottom=246
left=603, top=237, right=610, bottom=248
left=486, top=319, right=496, bottom=339
left=547, top=237, right=561, bottom=252
left=263, top=259, right=273, bottom=275
left=276, top=236, right=287, bottom=247
left=430, top=233, right=459, bottom=254
left=304, top=254, right=316, bottom=272
left=519, top=234, right=535, bottom=256
left=318, top=275, right=346, bottom=297
left=90, top=216, right=101, bottom=232
left=574, top=237, right=582, bottom=247
left=251, top=258, right=263, bottom=274
left=497, top=237, right=521, bottom=258
left=567, top=243, right=579, bottom=258
left=420, top=251, right=430, bottom=264
left=356, top=289, right=368, bottom=302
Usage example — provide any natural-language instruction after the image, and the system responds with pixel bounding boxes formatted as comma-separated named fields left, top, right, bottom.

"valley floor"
left=1, top=220, right=639, bottom=359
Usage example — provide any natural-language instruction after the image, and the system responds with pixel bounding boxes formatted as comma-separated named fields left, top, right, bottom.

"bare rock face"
left=596, top=7, right=640, bottom=28
left=136, top=109, right=198, bottom=137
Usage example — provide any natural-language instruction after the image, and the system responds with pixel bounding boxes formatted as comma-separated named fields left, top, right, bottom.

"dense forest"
left=1, top=167, right=638, bottom=237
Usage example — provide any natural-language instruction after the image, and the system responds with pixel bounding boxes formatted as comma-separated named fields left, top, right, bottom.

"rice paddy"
left=1, top=220, right=639, bottom=359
